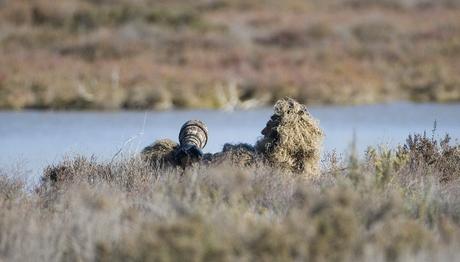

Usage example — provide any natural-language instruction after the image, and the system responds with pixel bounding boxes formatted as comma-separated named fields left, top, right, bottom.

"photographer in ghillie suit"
left=141, top=120, right=208, bottom=169
left=142, top=98, right=323, bottom=177
left=255, top=97, right=324, bottom=176
left=141, top=122, right=259, bottom=170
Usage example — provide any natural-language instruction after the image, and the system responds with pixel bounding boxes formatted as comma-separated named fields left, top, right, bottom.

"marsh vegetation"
left=0, top=132, right=458, bottom=261
left=1, top=0, right=460, bottom=110
left=1, top=1, right=460, bottom=260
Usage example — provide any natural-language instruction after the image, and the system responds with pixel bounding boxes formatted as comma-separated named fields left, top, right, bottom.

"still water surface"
left=1, top=103, right=459, bottom=179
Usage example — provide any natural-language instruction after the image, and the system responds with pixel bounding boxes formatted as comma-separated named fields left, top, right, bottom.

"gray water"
left=1, top=103, right=459, bottom=180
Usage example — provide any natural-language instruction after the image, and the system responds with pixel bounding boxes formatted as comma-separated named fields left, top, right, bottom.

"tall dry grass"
left=0, top=133, right=459, bottom=261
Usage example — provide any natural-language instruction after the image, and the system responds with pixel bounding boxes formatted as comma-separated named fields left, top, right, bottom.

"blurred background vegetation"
left=0, top=0, right=460, bottom=110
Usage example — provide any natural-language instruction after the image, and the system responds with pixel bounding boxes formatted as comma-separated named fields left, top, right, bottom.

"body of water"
left=1, top=103, right=459, bottom=179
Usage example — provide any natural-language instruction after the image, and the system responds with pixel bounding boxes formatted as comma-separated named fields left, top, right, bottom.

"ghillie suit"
left=208, top=143, right=258, bottom=167
left=141, top=98, right=323, bottom=176
left=141, top=139, right=180, bottom=168
left=255, top=98, right=324, bottom=176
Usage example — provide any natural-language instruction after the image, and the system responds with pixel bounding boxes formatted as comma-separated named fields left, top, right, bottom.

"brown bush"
left=398, top=133, right=460, bottom=183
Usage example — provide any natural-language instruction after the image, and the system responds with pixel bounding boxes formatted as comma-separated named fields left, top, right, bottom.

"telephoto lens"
left=175, top=120, right=208, bottom=168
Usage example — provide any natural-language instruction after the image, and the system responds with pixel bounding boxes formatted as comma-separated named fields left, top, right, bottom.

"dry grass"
left=1, top=0, right=460, bottom=110
left=0, top=133, right=459, bottom=261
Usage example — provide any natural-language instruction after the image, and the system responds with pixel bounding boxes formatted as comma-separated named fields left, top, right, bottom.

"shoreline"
left=1, top=100, right=460, bottom=112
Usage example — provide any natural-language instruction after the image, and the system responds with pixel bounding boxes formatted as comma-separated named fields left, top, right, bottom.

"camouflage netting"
left=141, top=98, right=324, bottom=176
left=141, top=139, right=179, bottom=168
left=255, top=98, right=324, bottom=176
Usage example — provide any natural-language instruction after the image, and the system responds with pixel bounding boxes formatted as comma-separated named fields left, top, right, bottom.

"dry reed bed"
left=1, top=0, right=460, bottom=110
left=0, top=133, right=459, bottom=261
